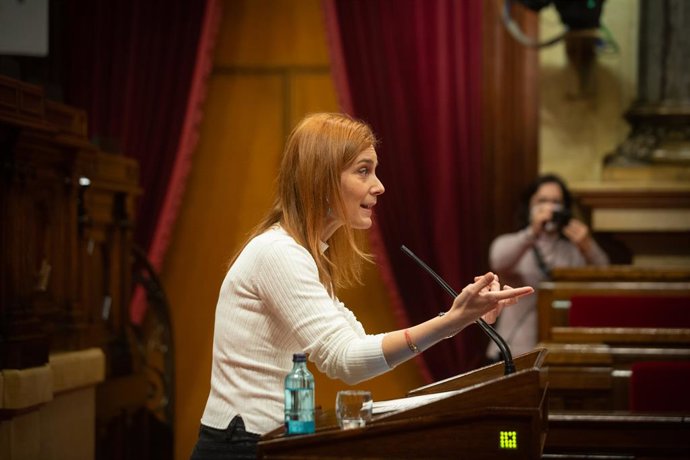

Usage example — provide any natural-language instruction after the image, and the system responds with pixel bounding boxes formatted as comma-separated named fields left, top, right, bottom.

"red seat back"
left=568, top=295, right=690, bottom=328
left=629, top=361, right=690, bottom=412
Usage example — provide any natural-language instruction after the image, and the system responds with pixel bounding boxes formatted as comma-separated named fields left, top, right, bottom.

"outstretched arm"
left=381, top=272, right=533, bottom=368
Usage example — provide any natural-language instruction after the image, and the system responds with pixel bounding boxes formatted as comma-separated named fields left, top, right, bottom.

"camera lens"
left=551, top=209, right=572, bottom=228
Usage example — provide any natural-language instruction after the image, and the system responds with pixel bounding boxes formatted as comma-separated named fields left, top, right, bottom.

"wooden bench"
left=530, top=268, right=690, bottom=457
left=544, top=411, right=690, bottom=459
left=540, top=339, right=690, bottom=411
left=537, top=266, right=690, bottom=342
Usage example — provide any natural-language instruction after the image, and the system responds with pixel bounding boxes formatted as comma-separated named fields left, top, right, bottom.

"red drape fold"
left=324, top=0, right=486, bottom=381
left=63, top=0, right=222, bottom=322
left=131, top=0, right=222, bottom=323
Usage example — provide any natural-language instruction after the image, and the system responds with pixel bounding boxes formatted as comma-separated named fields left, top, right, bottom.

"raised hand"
left=562, top=218, right=593, bottom=252
left=530, top=202, right=556, bottom=235
left=448, top=273, right=533, bottom=332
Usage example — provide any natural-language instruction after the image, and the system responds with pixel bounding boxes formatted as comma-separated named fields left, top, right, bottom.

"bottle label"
left=285, top=420, right=315, bottom=435
left=284, top=361, right=315, bottom=436
left=284, top=388, right=315, bottom=430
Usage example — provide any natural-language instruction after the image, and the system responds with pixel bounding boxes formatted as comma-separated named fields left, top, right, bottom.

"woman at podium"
left=190, top=113, right=533, bottom=459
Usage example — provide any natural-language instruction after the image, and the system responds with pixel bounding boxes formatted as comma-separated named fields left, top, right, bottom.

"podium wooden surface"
left=258, top=350, right=548, bottom=459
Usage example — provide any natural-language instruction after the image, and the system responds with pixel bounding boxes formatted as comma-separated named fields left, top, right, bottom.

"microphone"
left=400, top=245, right=516, bottom=375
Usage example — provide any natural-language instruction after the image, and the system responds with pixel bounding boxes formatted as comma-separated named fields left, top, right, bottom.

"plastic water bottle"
left=284, top=353, right=315, bottom=435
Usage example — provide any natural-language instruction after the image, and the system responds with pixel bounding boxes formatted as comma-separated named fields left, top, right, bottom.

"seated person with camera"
left=486, top=174, right=609, bottom=361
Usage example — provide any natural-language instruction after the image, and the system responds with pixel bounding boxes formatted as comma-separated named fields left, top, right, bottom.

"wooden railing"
left=537, top=266, right=690, bottom=342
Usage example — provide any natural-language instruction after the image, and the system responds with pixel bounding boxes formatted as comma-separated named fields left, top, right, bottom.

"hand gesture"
left=562, top=218, right=592, bottom=252
left=530, top=203, right=556, bottom=235
left=446, top=273, right=533, bottom=333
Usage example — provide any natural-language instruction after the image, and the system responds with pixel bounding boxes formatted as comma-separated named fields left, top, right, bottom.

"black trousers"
left=190, top=416, right=261, bottom=460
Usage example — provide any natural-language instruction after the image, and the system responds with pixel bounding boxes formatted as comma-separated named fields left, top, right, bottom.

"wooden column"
left=481, top=1, right=540, bottom=255
left=0, top=75, right=140, bottom=374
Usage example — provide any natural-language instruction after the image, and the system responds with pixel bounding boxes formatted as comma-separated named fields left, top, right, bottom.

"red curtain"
left=62, top=0, right=222, bottom=322
left=324, top=0, right=487, bottom=381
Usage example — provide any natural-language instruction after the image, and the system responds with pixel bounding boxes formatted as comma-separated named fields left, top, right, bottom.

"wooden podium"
left=258, top=349, right=548, bottom=459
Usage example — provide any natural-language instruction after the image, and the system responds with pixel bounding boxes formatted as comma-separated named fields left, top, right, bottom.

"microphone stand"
left=401, top=245, right=516, bottom=375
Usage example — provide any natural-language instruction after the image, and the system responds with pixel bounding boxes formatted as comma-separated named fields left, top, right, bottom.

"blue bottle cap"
left=292, top=353, right=307, bottom=362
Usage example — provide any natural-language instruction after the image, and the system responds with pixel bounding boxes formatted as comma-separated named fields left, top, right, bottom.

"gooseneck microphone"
left=401, top=245, right=516, bottom=375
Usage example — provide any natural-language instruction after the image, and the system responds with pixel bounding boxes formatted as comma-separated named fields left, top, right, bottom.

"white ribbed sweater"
left=200, top=227, right=391, bottom=434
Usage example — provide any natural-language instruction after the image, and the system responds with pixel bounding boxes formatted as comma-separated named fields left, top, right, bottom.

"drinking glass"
left=335, top=390, right=373, bottom=429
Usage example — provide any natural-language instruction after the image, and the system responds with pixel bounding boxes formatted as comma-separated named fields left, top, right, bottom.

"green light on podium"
left=500, top=431, right=517, bottom=449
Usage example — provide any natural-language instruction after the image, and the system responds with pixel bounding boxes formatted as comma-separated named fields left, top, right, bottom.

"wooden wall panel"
left=289, top=73, right=339, bottom=127
left=481, top=1, right=539, bottom=250
left=214, top=0, right=331, bottom=68
left=163, top=74, right=284, bottom=459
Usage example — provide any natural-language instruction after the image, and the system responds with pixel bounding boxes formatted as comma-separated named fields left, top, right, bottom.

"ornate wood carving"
left=0, top=75, right=140, bottom=372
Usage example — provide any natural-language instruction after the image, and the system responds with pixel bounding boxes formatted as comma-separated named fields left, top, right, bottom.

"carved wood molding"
left=572, top=182, right=690, bottom=210
left=1, top=75, right=140, bottom=371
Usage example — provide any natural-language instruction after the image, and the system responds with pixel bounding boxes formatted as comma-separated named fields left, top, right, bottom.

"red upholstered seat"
left=629, top=361, right=690, bottom=412
left=568, top=295, right=690, bottom=328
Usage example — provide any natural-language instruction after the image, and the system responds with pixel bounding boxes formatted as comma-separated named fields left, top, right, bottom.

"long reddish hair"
left=243, top=113, right=378, bottom=295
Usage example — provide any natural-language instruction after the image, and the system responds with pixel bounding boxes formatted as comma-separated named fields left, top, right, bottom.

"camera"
left=516, top=0, right=605, bottom=30
left=551, top=208, right=572, bottom=229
